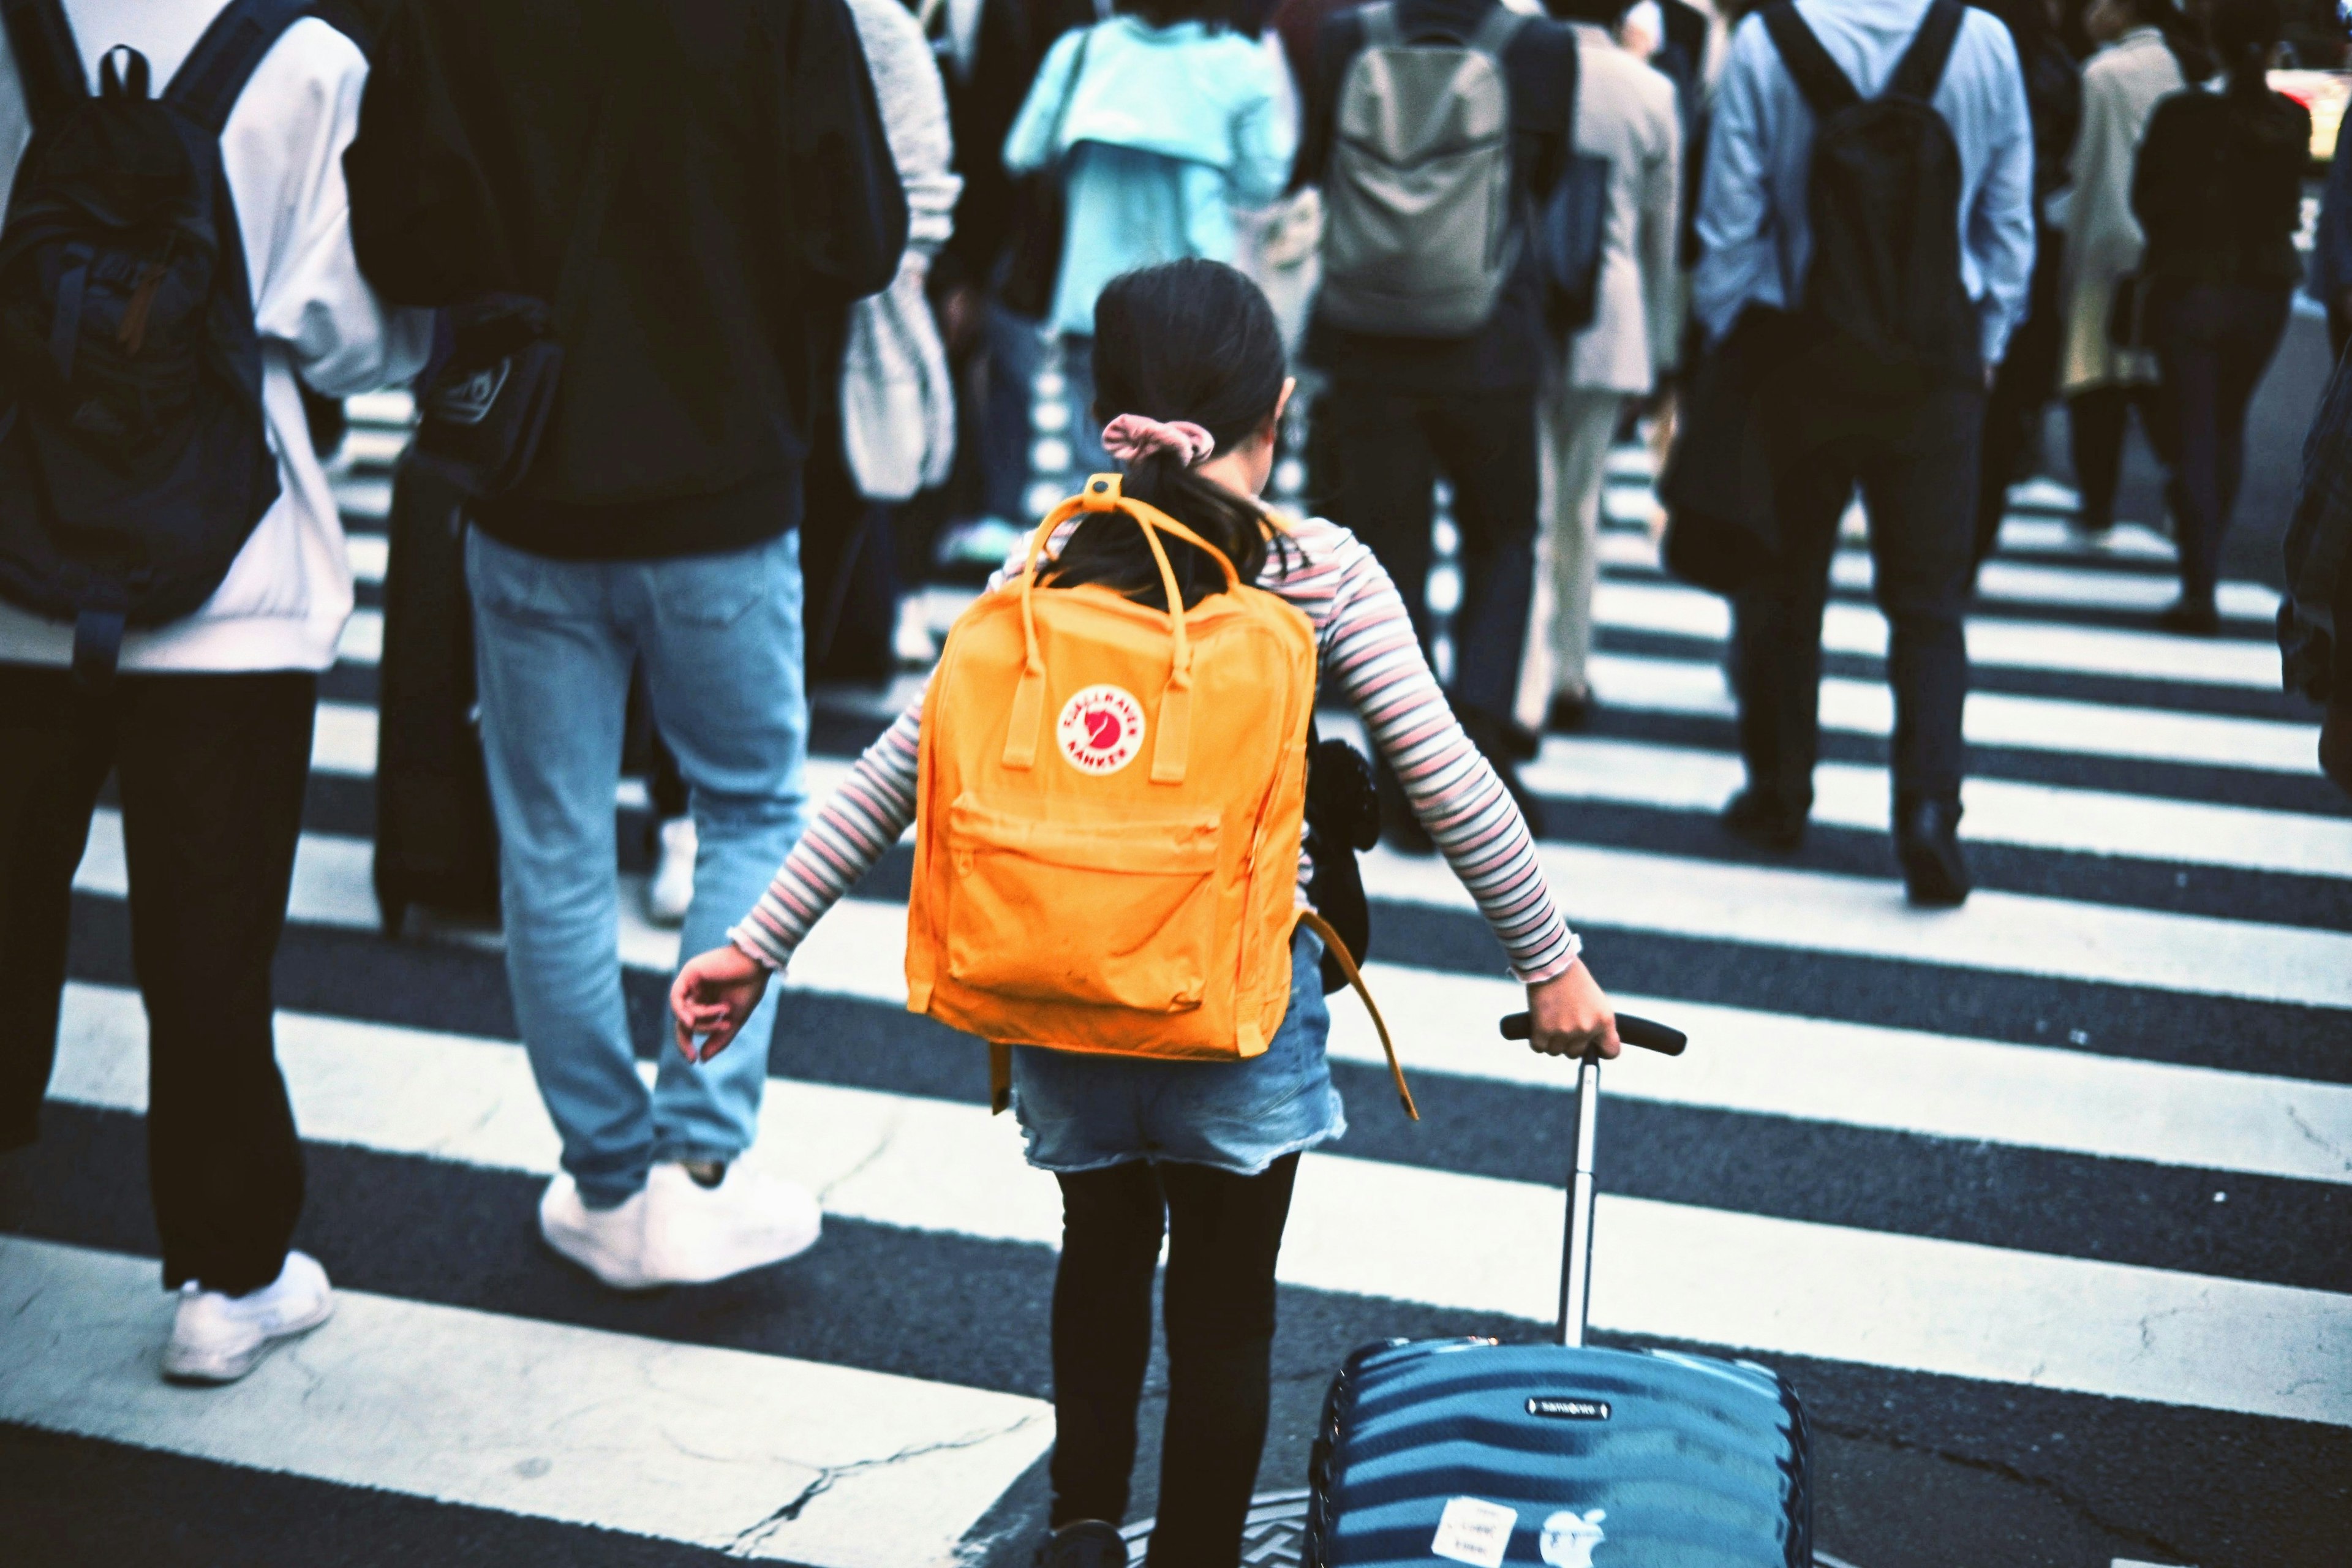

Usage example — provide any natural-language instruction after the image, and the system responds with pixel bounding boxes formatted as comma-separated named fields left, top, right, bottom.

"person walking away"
left=1515, top=0, right=1681, bottom=739
left=669, top=260, right=1621, bottom=1568
left=2281, top=320, right=2352, bottom=796
left=2055, top=0, right=2205, bottom=540
left=1692, top=0, right=2035, bottom=905
left=1003, top=0, right=1294, bottom=479
left=1968, top=0, right=2079, bottom=568
left=2132, top=0, right=2307, bottom=635
left=345, top=0, right=907, bottom=1289
left=0, top=0, right=428, bottom=1380
left=1299, top=0, right=1582, bottom=848
left=804, top=0, right=964, bottom=681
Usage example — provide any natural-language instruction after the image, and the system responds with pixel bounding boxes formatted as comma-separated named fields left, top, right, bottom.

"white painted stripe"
left=42, top=993, right=2352, bottom=1428
left=332, top=428, right=412, bottom=470
left=77, top=788, right=2352, bottom=1008
left=0, top=1237, right=1050, bottom=1568
left=1596, top=579, right=2283, bottom=690
left=334, top=476, right=392, bottom=524
left=1364, top=838, right=2352, bottom=1009
left=1588, top=652, right=2321, bottom=774
left=1999, top=514, right=2176, bottom=561
left=312, top=701, right=379, bottom=776
left=344, top=390, right=416, bottom=426
left=671, top=900, right=2352, bottom=1186
left=1516, top=733, right=2352, bottom=878
left=345, top=532, right=386, bottom=586
left=336, top=607, right=381, bottom=665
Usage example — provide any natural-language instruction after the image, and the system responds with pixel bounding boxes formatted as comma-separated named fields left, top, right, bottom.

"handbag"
left=1659, top=306, right=1809, bottom=596
left=997, top=23, right=1095, bottom=322
left=409, top=67, right=639, bottom=499
left=1303, top=720, right=1380, bottom=996
left=1534, top=42, right=1609, bottom=335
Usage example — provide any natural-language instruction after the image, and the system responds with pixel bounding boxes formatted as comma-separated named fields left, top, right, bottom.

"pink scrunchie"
left=1101, top=413, right=1216, bottom=468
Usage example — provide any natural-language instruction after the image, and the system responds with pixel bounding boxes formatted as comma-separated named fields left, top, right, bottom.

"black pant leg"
left=1425, top=387, right=1540, bottom=729
left=1049, top=1161, right=1166, bottom=1527
left=115, top=671, right=316, bottom=1294
left=1860, top=390, right=1983, bottom=806
left=0, top=666, right=117, bottom=1149
left=1322, top=388, right=1441, bottom=654
left=2204, top=287, right=2293, bottom=596
left=2067, top=387, right=2132, bottom=531
left=1730, top=436, right=1851, bottom=813
left=1145, top=1153, right=1300, bottom=1568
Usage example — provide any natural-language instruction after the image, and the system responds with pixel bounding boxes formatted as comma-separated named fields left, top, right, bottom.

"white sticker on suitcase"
left=1431, top=1495, right=1518, bottom=1567
left=1540, top=1508, right=1610, bottom=1567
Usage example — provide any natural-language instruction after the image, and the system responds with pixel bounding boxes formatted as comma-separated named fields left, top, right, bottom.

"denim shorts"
left=1008, top=927, right=1348, bottom=1176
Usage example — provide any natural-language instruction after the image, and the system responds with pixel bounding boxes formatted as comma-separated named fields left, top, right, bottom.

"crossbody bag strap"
left=1887, top=0, right=1966, bottom=104
left=166, top=0, right=312, bottom=134
left=1297, top=907, right=1418, bottom=1120
left=1761, top=1, right=1860, bottom=117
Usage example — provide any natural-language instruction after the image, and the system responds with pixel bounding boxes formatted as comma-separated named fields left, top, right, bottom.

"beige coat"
left=2059, top=28, right=2185, bottom=393
left=1559, top=23, right=1683, bottom=395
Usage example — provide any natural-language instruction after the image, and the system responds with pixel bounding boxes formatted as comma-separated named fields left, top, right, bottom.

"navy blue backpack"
left=0, top=0, right=318, bottom=680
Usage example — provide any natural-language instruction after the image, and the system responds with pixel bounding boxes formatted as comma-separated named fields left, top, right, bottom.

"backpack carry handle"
left=1002, top=474, right=1242, bottom=783
left=1499, top=1010, right=1686, bottom=1055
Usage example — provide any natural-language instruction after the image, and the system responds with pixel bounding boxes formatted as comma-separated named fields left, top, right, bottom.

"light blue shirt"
left=1692, top=0, right=2037, bottom=366
left=1004, top=17, right=1293, bottom=337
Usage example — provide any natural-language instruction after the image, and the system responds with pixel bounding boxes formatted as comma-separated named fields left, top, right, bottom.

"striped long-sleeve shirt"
left=730, top=513, right=1581, bottom=982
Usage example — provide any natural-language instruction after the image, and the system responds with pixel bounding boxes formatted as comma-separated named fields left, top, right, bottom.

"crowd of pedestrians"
left=1, top=0, right=2347, bottom=1562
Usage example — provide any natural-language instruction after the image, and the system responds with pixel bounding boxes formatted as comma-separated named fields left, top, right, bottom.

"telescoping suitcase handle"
left=1498, top=1011, right=1685, bottom=1348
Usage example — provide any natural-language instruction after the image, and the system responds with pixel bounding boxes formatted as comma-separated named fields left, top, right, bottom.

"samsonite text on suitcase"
left=372, top=456, right=501, bottom=935
left=1306, top=1014, right=1811, bottom=1567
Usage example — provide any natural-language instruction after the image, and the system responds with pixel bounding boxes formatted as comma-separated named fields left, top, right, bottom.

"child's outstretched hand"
left=1523, top=960, right=1621, bottom=1060
left=671, top=944, right=772, bottom=1063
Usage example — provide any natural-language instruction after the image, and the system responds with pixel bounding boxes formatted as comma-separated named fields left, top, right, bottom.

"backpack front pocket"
left=944, top=796, right=1223, bottom=1012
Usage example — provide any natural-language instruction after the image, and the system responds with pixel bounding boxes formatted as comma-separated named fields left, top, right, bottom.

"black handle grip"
left=1500, top=1011, right=1687, bottom=1056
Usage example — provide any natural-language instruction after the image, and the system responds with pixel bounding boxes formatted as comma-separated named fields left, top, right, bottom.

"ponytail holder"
left=1101, top=413, right=1216, bottom=468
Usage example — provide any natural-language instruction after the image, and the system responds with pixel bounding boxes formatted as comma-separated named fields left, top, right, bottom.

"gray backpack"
left=1318, top=1, right=1527, bottom=338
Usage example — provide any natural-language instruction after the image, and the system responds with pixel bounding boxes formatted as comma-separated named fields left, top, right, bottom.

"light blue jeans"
left=466, top=527, right=809, bottom=1208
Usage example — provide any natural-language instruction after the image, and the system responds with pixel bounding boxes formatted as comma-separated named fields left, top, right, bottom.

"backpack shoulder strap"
left=165, top=0, right=314, bottom=135
left=1466, top=3, right=1528, bottom=61
left=1360, top=1, right=1400, bottom=49
left=1, top=0, right=87, bottom=130
left=1888, top=0, right=1966, bottom=104
left=1761, top=1, right=1860, bottom=117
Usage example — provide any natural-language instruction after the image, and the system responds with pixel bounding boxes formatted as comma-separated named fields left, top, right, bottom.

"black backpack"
left=1763, top=0, right=1979, bottom=396
left=0, top=0, right=314, bottom=681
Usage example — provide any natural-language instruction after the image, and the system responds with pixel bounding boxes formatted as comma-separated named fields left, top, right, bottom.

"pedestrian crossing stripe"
left=39, top=987, right=2352, bottom=1429
left=0, top=1236, right=1052, bottom=1567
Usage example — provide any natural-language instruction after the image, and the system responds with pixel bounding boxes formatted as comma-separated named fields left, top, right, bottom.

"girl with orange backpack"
left=671, top=259, right=1619, bottom=1568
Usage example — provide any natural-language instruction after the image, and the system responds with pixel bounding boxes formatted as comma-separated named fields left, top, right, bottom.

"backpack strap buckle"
left=1079, top=472, right=1123, bottom=510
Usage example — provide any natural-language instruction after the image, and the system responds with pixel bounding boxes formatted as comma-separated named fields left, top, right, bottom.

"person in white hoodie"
left=0, top=0, right=428, bottom=1382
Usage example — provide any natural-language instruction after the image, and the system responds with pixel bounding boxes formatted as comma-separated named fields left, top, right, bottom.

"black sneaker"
left=1036, top=1520, right=1126, bottom=1568
left=2157, top=597, right=2220, bottom=636
left=1721, top=789, right=1806, bottom=853
left=1545, top=690, right=1595, bottom=733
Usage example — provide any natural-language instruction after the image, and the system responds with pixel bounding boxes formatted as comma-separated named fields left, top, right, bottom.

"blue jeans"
left=466, top=528, right=809, bottom=1207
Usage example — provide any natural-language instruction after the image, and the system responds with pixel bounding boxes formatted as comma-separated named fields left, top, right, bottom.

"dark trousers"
left=1321, top=385, right=1540, bottom=729
left=2067, top=383, right=2174, bottom=533
left=1049, top=1154, right=1300, bottom=1562
left=1732, top=387, right=1983, bottom=812
left=0, top=666, right=315, bottom=1294
left=2154, top=282, right=2293, bottom=606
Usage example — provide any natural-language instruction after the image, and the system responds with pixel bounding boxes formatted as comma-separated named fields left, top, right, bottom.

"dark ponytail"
left=2202, top=0, right=2279, bottom=97
left=1044, top=260, right=1291, bottom=611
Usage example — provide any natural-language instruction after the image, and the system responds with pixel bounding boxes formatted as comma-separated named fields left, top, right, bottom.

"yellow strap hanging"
left=1295, top=908, right=1418, bottom=1120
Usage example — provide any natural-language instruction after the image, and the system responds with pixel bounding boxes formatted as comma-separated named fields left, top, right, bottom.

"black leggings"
left=1050, top=1154, right=1300, bottom=1564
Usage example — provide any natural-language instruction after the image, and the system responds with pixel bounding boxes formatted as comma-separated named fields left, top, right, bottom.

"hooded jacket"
left=346, top=0, right=907, bottom=560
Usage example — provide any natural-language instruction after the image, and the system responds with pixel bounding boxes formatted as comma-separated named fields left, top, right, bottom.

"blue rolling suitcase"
left=1305, top=1015, right=1811, bottom=1568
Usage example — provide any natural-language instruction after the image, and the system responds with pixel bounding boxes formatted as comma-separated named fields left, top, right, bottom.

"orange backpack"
left=904, top=477, right=1414, bottom=1117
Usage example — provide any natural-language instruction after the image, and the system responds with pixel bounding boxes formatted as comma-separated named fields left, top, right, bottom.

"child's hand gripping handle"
left=1501, top=1011, right=1686, bottom=1055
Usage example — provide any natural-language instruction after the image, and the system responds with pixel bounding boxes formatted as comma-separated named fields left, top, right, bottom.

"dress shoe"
left=1545, top=689, right=1595, bottom=733
left=1036, top=1520, right=1126, bottom=1568
left=2157, top=597, right=2219, bottom=636
left=1895, top=795, right=1971, bottom=907
left=1721, top=788, right=1805, bottom=852
left=1499, top=720, right=1542, bottom=761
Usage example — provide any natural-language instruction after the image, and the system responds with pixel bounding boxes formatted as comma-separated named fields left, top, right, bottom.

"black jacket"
left=347, top=0, right=908, bottom=559
left=2132, top=86, right=2309, bottom=294
left=1298, top=0, right=1578, bottom=392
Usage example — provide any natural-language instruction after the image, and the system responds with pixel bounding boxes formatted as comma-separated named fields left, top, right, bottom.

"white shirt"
left=0, top=0, right=431, bottom=673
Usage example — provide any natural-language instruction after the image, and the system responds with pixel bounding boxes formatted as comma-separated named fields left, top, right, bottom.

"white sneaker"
left=639, top=1161, right=822, bottom=1286
left=539, top=1175, right=654, bottom=1290
left=894, top=595, right=938, bottom=666
left=160, top=1250, right=335, bottom=1384
left=644, top=816, right=697, bottom=928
